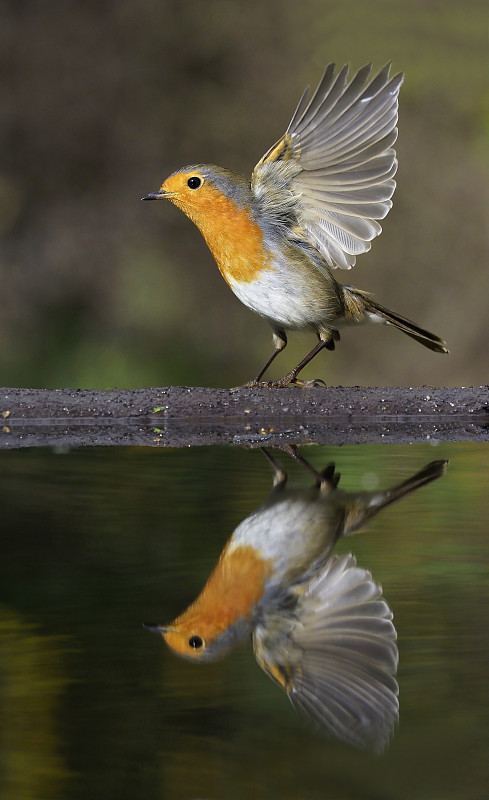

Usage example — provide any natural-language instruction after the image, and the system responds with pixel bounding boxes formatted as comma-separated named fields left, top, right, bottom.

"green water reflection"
left=1, top=443, right=488, bottom=800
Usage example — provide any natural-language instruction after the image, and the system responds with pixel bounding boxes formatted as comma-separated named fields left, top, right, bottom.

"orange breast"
left=170, top=543, right=272, bottom=640
left=173, top=185, right=272, bottom=285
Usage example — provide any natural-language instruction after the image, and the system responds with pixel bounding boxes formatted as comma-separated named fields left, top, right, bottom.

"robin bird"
left=145, top=449, right=448, bottom=751
left=143, top=62, right=448, bottom=387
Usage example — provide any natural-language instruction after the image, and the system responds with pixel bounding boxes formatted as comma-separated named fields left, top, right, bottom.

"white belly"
left=227, top=492, right=340, bottom=585
left=228, top=272, right=321, bottom=330
left=226, top=250, right=346, bottom=332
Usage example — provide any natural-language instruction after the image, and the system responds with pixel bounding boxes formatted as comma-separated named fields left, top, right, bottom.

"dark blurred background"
left=1, top=0, right=487, bottom=389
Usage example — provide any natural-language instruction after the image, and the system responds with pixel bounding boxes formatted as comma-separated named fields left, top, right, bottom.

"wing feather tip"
left=254, top=60, right=403, bottom=271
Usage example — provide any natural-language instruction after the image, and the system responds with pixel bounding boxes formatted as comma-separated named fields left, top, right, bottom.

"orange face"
left=159, top=168, right=250, bottom=231
left=162, top=628, right=209, bottom=661
left=159, top=169, right=210, bottom=220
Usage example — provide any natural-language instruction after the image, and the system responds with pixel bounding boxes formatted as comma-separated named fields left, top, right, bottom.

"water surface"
left=1, top=442, right=488, bottom=799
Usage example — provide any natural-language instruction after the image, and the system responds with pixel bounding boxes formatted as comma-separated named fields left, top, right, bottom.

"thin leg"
left=281, top=445, right=324, bottom=482
left=261, top=444, right=329, bottom=490
left=286, top=339, right=327, bottom=377
left=270, top=340, right=327, bottom=387
left=254, top=348, right=282, bottom=383
left=268, top=329, right=340, bottom=388
left=278, top=445, right=338, bottom=490
left=246, top=330, right=287, bottom=386
left=241, top=329, right=338, bottom=389
left=259, top=447, right=287, bottom=488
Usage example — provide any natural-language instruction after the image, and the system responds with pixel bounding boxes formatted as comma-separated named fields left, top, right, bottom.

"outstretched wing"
left=252, top=64, right=403, bottom=270
left=253, top=554, right=398, bottom=752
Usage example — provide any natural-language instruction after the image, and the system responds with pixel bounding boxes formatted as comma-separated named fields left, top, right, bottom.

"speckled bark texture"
left=1, top=386, right=487, bottom=449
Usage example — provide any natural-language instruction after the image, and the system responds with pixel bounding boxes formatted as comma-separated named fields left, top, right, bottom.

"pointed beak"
left=143, top=622, right=171, bottom=635
left=141, top=189, right=171, bottom=201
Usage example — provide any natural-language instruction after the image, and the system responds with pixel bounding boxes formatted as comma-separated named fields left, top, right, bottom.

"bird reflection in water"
left=145, top=448, right=447, bottom=752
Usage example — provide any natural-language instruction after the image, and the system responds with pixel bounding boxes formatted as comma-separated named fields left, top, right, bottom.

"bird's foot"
left=291, top=377, right=327, bottom=388
left=233, top=375, right=327, bottom=390
left=230, top=380, right=268, bottom=391
left=268, top=373, right=327, bottom=388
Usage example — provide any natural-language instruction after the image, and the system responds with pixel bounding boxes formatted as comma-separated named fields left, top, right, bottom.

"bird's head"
left=144, top=544, right=270, bottom=663
left=142, top=165, right=251, bottom=226
left=144, top=616, right=249, bottom=663
left=144, top=622, right=210, bottom=661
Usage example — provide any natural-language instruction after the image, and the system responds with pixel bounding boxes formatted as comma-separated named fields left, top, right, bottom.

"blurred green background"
left=1, top=0, right=488, bottom=389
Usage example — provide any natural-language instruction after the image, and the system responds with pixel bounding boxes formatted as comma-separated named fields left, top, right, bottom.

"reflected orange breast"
left=170, top=543, right=272, bottom=640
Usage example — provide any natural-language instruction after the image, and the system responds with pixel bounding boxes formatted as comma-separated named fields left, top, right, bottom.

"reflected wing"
left=252, top=64, right=403, bottom=270
left=253, top=554, right=398, bottom=752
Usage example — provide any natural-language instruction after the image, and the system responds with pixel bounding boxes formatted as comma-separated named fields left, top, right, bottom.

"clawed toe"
left=234, top=380, right=272, bottom=390
left=292, top=377, right=327, bottom=388
left=233, top=375, right=327, bottom=390
left=231, top=378, right=292, bottom=390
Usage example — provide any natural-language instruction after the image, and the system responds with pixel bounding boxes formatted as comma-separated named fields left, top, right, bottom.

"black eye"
left=187, top=176, right=202, bottom=189
left=188, top=635, right=203, bottom=649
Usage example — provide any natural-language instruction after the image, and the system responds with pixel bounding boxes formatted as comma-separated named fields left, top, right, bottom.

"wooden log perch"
left=0, top=385, right=487, bottom=449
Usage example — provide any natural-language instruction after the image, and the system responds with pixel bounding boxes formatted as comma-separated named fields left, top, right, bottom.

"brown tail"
left=344, top=459, right=449, bottom=535
left=366, top=459, right=449, bottom=517
left=349, top=289, right=449, bottom=354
